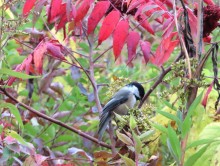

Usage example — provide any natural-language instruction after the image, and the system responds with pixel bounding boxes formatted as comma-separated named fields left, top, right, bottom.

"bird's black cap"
left=128, top=82, right=145, bottom=100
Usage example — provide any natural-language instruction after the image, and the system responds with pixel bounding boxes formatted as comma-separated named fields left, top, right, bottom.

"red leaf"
left=162, top=17, right=175, bottom=38
left=98, top=10, right=121, bottom=45
left=75, top=0, right=93, bottom=24
left=33, top=41, right=47, bottom=74
left=47, top=0, right=64, bottom=23
left=187, top=8, right=198, bottom=40
left=127, top=0, right=145, bottom=13
left=203, top=36, right=211, bottom=43
left=23, top=0, right=36, bottom=17
left=46, top=42, right=66, bottom=60
left=202, top=82, right=214, bottom=108
left=87, top=1, right=110, bottom=35
left=113, top=20, right=129, bottom=60
left=163, top=8, right=183, bottom=38
left=34, top=154, right=48, bottom=165
left=55, top=5, right=76, bottom=30
left=7, top=64, right=25, bottom=86
left=204, top=0, right=215, bottom=5
left=7, top=55, right=33, bottom=86
left=151, top=32, right=179, bottom=66
left=66, top=0, right=75, bottom=21
left=140, top=41, right=151, bottom=64
left=138, top=15, right=154, bottom=35
left=127, top=31, right=140, bottom=64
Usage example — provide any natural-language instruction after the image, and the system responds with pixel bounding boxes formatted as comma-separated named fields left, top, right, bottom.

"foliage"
left=0, top=0, right=220, bottom=165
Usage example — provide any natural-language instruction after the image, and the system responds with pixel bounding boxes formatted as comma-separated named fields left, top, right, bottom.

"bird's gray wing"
left=98, top=91, right=129, bottom=140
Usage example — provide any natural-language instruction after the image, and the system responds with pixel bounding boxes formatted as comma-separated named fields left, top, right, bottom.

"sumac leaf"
left=202, top=82, right=214, bottom=108
left=127, top=31, right=140, bottom=64
left=23, top=0, right=36, bottom=17
left=98, top=10, right=121, bottom=45
left=47, top=0, right=64, bottom=23
left=33, top=41, right=47, bottom=74
left=138, top=15, right=154, bottom=35
left=113, top=19, right=129, bottom=60
left=140, top=40, right=151, bottom=64
left=87, top=1, right=110, bottom=35
left=151, top=32, right=179, bottom=66
left=75, top=0, right=93, bottom=24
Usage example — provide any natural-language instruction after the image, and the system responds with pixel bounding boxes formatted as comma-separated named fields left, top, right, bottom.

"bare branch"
left=0, top=87, right=111, bottom=149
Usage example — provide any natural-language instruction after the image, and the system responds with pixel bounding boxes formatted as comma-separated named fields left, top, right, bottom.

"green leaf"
left=160, top=99, right=178, bottom=111
left=0, top=147, right=10, bottom=162
left=151, top=122, right=168, bottom=134
left=167, top=125, right=181, bottom=162
left=132, top=131, right=142, bottom=154
left=157, top=110, right=182, bottom=129
left=7, top=130, right=28, bottom=146
left=0, top=102, right=24, bottom=130
left=139, top=130, right=155, bottom=141
left=120, top=154, right=135, bottom=166
left=78, top=42, right=89, bottom=52
left=191, top=123, right=220, bottom=166
left=116, top=131, right=134, bottom=146
left=199, top=123, right=220, bottom=140
left=186, top=91, right=203, bottom=118
left=184, top=145, right=209, bottom=166
left=0, top=125, right=3, bottom=134
left=181, top=116, right=192, bottom=138
left=129, top=115, right=137, bottom=129
left=114, top=112, right=127, bottom=123
left=0, top=68, right=40, bottom=79
left=182, top=92, right=203, bottom=139
left=187, top=139, right=218, bottom=149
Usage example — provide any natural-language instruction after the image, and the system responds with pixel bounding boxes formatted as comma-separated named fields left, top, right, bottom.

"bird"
left=98, top=82, right=145, bottom=140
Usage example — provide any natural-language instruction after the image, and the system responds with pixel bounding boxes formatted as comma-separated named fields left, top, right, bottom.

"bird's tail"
left=98, top=112, right=111, bottom=141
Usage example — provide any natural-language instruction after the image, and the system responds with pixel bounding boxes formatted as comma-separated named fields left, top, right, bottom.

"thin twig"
left=93, top=46, right=112, bottom=63
left=173, top=0, right=192, bottom=79
left=0, top=87, right=111, bottom=149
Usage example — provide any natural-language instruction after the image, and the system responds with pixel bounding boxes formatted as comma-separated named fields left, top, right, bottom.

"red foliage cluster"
left=7, top=39, right=67, bottom=85
left=194, top=5, right=220, bottom=37
left=99, top=0, right=138, bottom=15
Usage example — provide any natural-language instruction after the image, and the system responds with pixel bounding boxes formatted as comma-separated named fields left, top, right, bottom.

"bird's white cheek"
left=127, top=94, right=136, bottom=108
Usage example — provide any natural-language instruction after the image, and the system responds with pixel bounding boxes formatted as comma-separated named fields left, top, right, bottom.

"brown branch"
left=0, top=87, right=111, bottom=149
left=81, top=26, right=102, bottom=113
left=93, top=46, right=112, bottom=63
left=173, top=0, right=192, bottom=79
left=138, top=66, right=172, bottom=108
left=138, top=53, right=182, bottom=108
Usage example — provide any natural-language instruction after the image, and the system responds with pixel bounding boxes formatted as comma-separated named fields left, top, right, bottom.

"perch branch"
left=0, top=87, right=111, bottom=149
left=138, top=53, right=182, bottom=108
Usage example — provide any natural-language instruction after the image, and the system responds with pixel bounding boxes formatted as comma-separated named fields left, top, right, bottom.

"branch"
left=88, top=34, right=102, bottom=113
left=93, top=46, right=112, bottom=63
left=0, top=87, right=111, bottom=149
left=138, top=67, right=171, bottom=108
left=196, top=0, right=203, bottom=60
left=138, top=53, right=182, bottom=108
left=173, top=0, right=192, bottom=79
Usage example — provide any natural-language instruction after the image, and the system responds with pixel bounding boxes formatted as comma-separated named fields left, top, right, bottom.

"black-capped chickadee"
left=98, top=82, right=145, bottom=140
